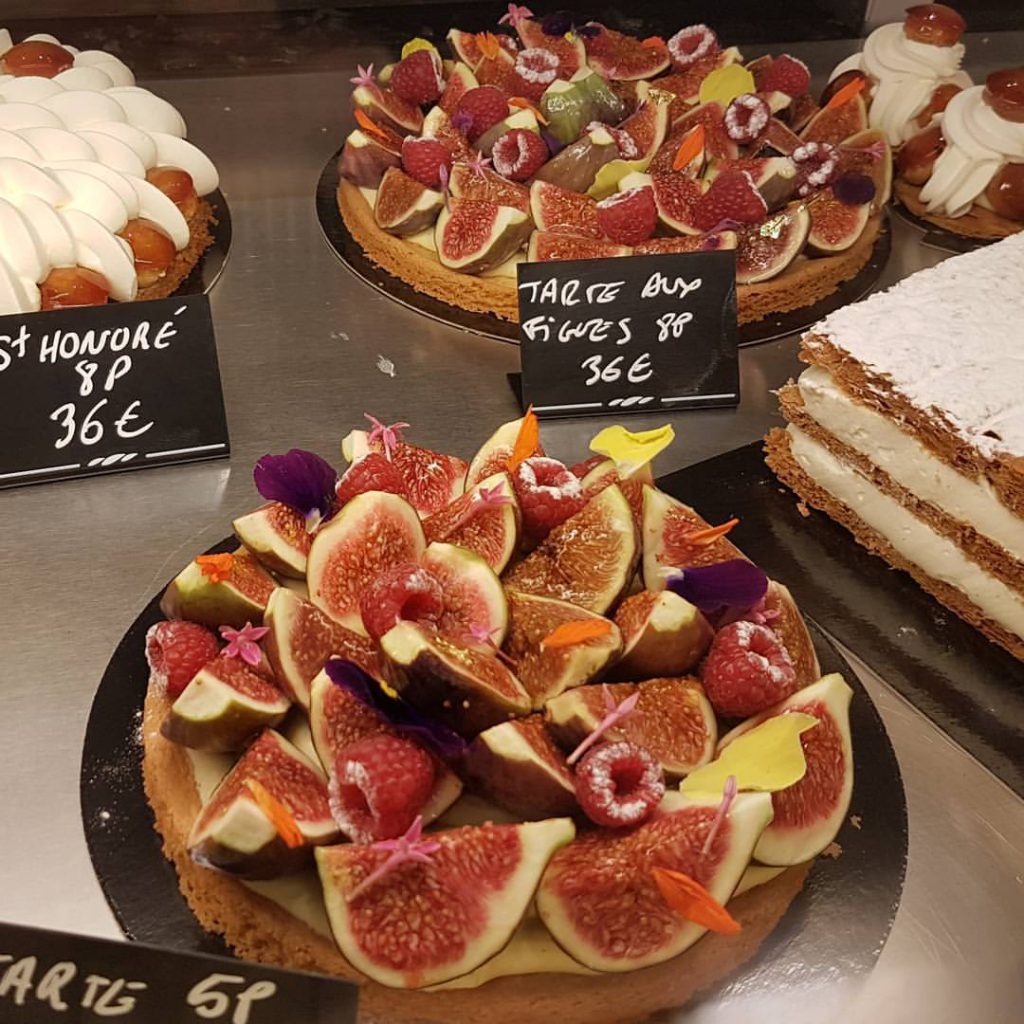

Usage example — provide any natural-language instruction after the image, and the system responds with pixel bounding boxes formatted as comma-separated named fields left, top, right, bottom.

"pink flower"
left=701, top=775, right=738, bottom=858
left=347, top=816, right=442, bottom=901
left=567, top=685, right=640, bottom=765
left=350, top=64, right=376, bottom=88
left=364, top=413, right=409, bottom=461
left=499, top=3, right=534, bottom=27
left=219, top=622, right=269, bottom=667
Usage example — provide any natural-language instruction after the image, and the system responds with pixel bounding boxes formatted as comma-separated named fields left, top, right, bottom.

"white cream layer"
left=796, top=366, right=1024, bottom=563
left=788, top=425, right=1024, bottom=641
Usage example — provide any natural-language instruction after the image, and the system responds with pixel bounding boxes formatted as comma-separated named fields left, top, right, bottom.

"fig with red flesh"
left=656, top=48, right=742, bottom=122
left=529, top=179, right=602, bottom=238
left=373, top=166, right=443, bottom=237
left=503, top=589, right=623, bottom=707
left=546, top=676, right=717, bottom=778
left=504, top=484, right=639, bottom=615
left=763, top=580, right=821, bottom=687
left=449, top=162, right=530, bottom=213
left=838, top=128, right=892, bottom=209
left=162, top=653, right=291, bottom=752
left=800, top=94, right=868, bottom=146
left=381, top=621, right=531, bottom=736
left=581, top=24, right=670, bottom=81
left=317, top=817, right=575, bottom=988
left=464, top=714, right=577, bottom=818
left=633, top=232, right=738, bottom=255
left=536, top=790, right=773, bottom=971
left=659, top=102, right=739, bottom=168
left=708, top=156, right=798, bottom=211
left=263, top=586, right=381, bottom=709
left=528, top=231, right=631, bottom=261
left=338, top=126, right=402, bottom=188
left=233, top=501, right=311, bottom=578
left=420, top=541, right=509, bottom=645
left=307, top=491, right=426, bottom=634
left=439, top=61, right=478, bottom=114
left=532, top=124, right=619, bottom=194
left=352, top=84, right=423, bottom=135
left=718, top=673, right=854, bottom=865
left=807, top=188, right=870, bottom=254
left=435, top=198, right=531, bottom=274
left=188, top=729, right=339, bottom=879
left=160, top=546, right=276, bottom=630
left=576, top=459, right=652, bottom=528
left=465, top=415, right=544, bottom=488
left=447, top=28, right=507, bottom=68
left=421, top=106, right=476, bottom=163
left=618, top=98, right=671, bottom=164
left=734, top=205, right=811, bottom=285
left=515, top=19, right=586, bottom=80
left=609, top=590, right=714, bottom=680
left=756, top=117, right=804, bottom=157
left=473, top=48, right=519, bottom=99
left=651, top=171, right=704, bottom=235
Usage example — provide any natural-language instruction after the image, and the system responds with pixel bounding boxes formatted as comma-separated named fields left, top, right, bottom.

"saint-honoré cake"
left=767, top=232, right=1024, bottom=659
left=0, top=29, right=220, bottom=315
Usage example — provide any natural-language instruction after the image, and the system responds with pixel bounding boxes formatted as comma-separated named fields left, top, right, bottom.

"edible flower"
left=253, top=449, right=338, bottom=532
left=349, top=64, right=376, bottom=88
left=219, top=622, right=269, bottom=667
left=325, top=658, right=467, bottom=759
left=196, top=552, right=234, bottom=584
left=451, top=110, right=474, bottom=136
left=698, top=64, right=755, bottom=108
left=701, top=774, right=737, bottom=857
left=499, top=4, right=534, bottom=27
left=244, top=778, right=304, bottom=849
left=465, top=622, right=518, bottom=667
left=354, top=108, right=391, bottom=143
left=673, top=124, right=705, bottom=171
left=365, top=413, right=409, bottom=461
left=666, top=559, right=768, bottom=619
left=438, top=163, right=451, bottom=209
left=475, top=31, right=502, bottom=61
left=588, top=423, right=675, bottom=479
left=466, top=151, right=493, bottom=177
left=347, top=816, right=442, bottom=902
left=825, top=74, right=866, bottom=110
left=541, top=618, right=613, bottom=649
left=567, top=685, right=640, bottom=766
left=401, top=37, right=436, bottom=59
left=508, top=96, right=549, bottom=125
left=652, top=867, right=741, bottom=935
left=507, top=406, right=540, bottom=472
left=682, top=517, right=739, bottom=546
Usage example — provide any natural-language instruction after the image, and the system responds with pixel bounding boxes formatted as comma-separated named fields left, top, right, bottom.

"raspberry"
left=569, top=454, right=606, bottom=479
left=513, top=457, right=585, bottom=542
left=591, top=123, right=640, bottom=160
left=724, top=93, right=771, bottom=143
left=761, top=54, right=811, bottom=98
left=667, top=25, right=718, bottom=69
left=359, top=562, right=445, bottom=642
left=514, top=47, right=560, bottom=100
left=575, top=741, right=665, bottom=828
left=692, top=169, right=767, bottom=231
left=792, top=141, right=840, bottom=197
left=454, top=86, right=509, bottom=141
left=390, top=49, right=443, bottom=106
left=401, top=136, right=452, bottom=188
left=492, top=128, right=548, bottom=181
left=336, top=453, right=407, bottom=505
left=701, top=621, right=798, bottom=718
left=329, top=734, right=436, bottom=842
left=597, top=186, right=658, bottom=245
left=145, top=620, right=220, bottom=698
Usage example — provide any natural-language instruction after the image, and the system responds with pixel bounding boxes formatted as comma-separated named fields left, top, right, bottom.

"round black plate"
left=180, top=189, right=232, bottom=297
left=891, top=199, right=994, bottom=254
left=317, top=150, right=892, bottom=349
left=82, top=538, right=907, bottom=1010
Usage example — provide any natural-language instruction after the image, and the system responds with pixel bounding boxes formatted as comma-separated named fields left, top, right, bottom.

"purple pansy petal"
left=541, top=11, right=573, bottom=35
left=253, top=449, right=337, bottom=521
left=666, top=559, right=769, bottom=618
left=833, top=172, right=876, bottom=206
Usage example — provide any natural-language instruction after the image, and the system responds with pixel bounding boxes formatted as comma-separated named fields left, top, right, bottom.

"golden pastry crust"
left=337, top=180, right=882, bottom=327
left=136, top=198, right=217, bottom=302
left=143, top=682, right=811, bottom=1024
left=895, top=178, right=1022, bottom=241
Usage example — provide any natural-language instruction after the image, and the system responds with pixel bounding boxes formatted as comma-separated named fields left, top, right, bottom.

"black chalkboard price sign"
left=0, top=295, right=229, bottom=489
left=0, top=920, right=357, bottom=1022
left=517, top=251, right=739, bottom=418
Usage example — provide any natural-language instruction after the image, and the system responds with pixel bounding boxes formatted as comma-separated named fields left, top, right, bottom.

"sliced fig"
left=188, top=729, right=339, bottom=879
left=806, top=188, right=870, bottom=254
left=446, top=28, right=493, bottom=68
left=652, top=103, right=738, bottom=175
left=533, top=124, right=619, bottom=194
left=799, top=94, right=867, bottom=146
left=734, top=204, right=810, bottom=285
left=838, top=128, right=892, bottom=209
left=719, top=673, right=854, bottom=866
left=504, top=484, right=639, bottom=614
left=374, top=166, right=443, bottom=237
left=317, top=817, right=575, bottom=988
left=536, top=790, right=773, bottom=971
left=439, top=60, right=479, bottom=114
left=464, top=714, right=577, bottom=818
left=435, top=198, right=531, bottom=274
left=787, top=92, right=820, bottom=133
left=609, top=590, right=713, bottom=680
left=708, top=156, right=797, bottom=210
left=466, top=416, right=543, bottom=488
left=656, top=49, right=740, bottom=123
left=528, top=231, right=631, bottom=261
left=504, top=589, right=622, bottom=707
left=576, top=459, right=650, bottom=528
left=473, top=49, right=520, bottom=99
left=421, top=541, right=508, bottom=644
left=546, top=676, right=717, bottom=778
left=540, top=72, right=625, bottom=146
left=581, top=24, right=669, bottom=81
left=423, top=472, right=521, bottom=574
left=651, top=171, right=704, bottom=235
left=307, top=491, right=426, bottom=634
left=756, top=117, right=803, bottom=157
left=352, top=83, right=423, bottom=135
left=421, top=105, right=476, bottom=162
left=263, top=586, right=381, bottom=708
left=634, top=231, right=737, bottom=255
left=620, top=97, right=670, bottom=160
left=160, top=546, right=276, bottom=629
left=338, top=126, right=402, bottom=188
left=232, top=501, right=311, bottom=579
left=381, top=621, right=531, bottom=735
left=515, top=19, right=585, bottom=79
left=449, top=162, right=530, bottom=212
left=587, top=99, right=671, bottom=200
left=763, top=580, right=821, bottom=687
left=529, top=179, right=602, bottom=238
left=161, top=654, right=290, bottom=752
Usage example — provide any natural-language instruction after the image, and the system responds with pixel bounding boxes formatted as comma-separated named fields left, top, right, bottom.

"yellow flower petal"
left=401, top=37, right=437, bottom=58
left=588, top=424, right=676, bottom=479
left=680, top=712, right=819, bottom=795
left=698, top=64, right=756, bottom=108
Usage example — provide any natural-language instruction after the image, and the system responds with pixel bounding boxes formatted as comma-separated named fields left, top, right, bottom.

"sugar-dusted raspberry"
left=401, top=136, right=452, bottom=188
left=724, top=93, right=771, bottom=143
left=336, top=453, right=407, bottom=505
left=597, top=186, right=658, bottom=245
left=492, top=128, right=549, bottom=181
left=791, top=140, right=840, bottom=197
left=575, top=741, right=665, bottom=828
left=692, top=169, right=767, bottom=231
left=514, top=47, right=560, bottom=100
left=454, top=86, right=509, bottom=141
left=359, top=562, right=445, bottom=642
left=145, top=620, right=220, bottom=698
left=329, top=734, right=436, bottom=842
left=701, top=620, right=798, bottom=718
left=761, top=54, right=811, bottom=97
left=903, top=4, right=966, bottom=47
left=390, top=49, right=443, bottom=106
left=667, top=25, right=719, bottom=69
left=513, top=456, right=585, bottom=542
left=587, top=122, right=639, bottom=160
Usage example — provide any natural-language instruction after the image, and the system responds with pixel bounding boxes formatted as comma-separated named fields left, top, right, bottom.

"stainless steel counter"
left=0, top=25, right=1021, bottom=1024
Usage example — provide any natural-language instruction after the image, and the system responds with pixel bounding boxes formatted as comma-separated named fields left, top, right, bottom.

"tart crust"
left=894, top=178, right=1022, bottom=241
left=136, top=198, right=217, bottom=302
left=337, top=179, right=881, bottom=327
left=143, top=681, right=811, bottom=1024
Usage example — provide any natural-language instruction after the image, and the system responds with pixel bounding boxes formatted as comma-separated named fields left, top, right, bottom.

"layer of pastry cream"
left=787, top=425, right=1024, bottom=640
left=796, top=366, right=1024, bottom=562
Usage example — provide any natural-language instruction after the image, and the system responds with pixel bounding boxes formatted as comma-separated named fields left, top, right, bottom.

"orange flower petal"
left=541, top=619, right=613, bottom=649
left=475, top=31, right=502, bottom=61
left=509, top=96, right=549, bottom=125
left=195, top=553, right=234, bottom=584
left=354, top=108, right=391, bottom=143
left=507, top=406, right=540, bottom=473
left=652, top=867, right=742, bottom=935
left=673, top=124, right=705, bottom=172
left=825, top=75, right=866, bottom=110
left=682, top=517, right=740, bottom=545
left=244, top=778, right=305, bottom=849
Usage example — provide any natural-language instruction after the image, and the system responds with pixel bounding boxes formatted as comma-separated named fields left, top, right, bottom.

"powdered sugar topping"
left=515, top=47, right=559, bottom=85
